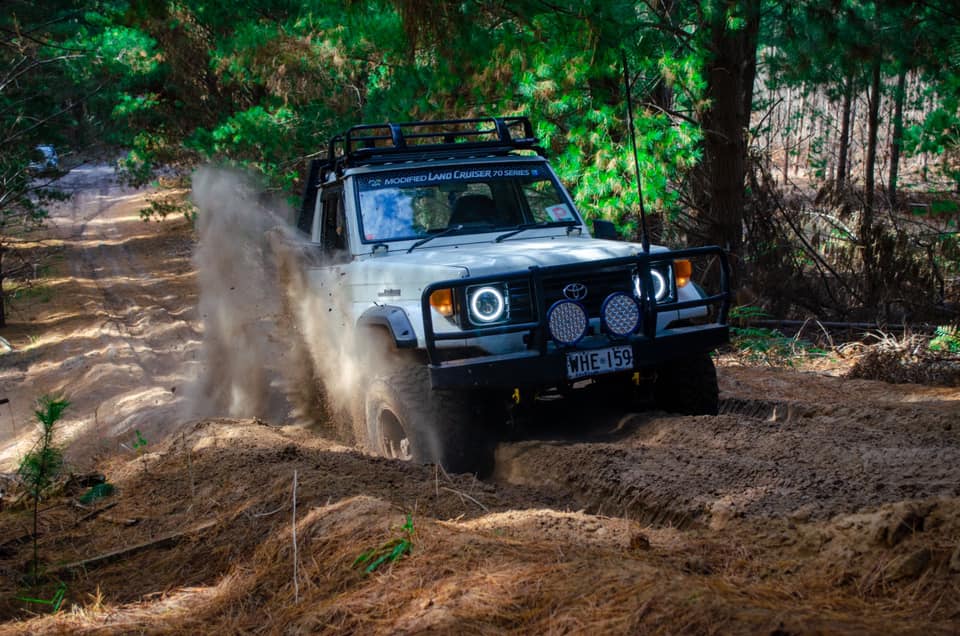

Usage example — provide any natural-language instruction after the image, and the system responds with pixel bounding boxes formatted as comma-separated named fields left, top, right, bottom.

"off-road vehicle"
left=288, top=116, right=730, bottom=474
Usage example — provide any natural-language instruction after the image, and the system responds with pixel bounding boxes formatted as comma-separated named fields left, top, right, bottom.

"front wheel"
left=654, top=352, right=719, bottom=415
left=364, top=365, right=493, bottom=475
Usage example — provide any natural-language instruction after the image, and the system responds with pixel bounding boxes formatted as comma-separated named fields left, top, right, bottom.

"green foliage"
left=68, top=0, right=715, bottom=231
left=79, top=482, right=116, bottom=505
left=728, top=306, right=828, bottom=366
left=16, top=581, right=67, bottom=613
left=904, top=72, right=960, bottom=188
left=18, top=395, right=69, bottom=585
left=353, top=515, right=414, bottom=574
left=4, top=283, right=54, bottom=307
left=132, top=429, right=148, bottom=451
left=18, top=396, right=69, bottom=499
left=929, top=325, right=960, bottom=353
left=140, top=196, right=197, bottom=223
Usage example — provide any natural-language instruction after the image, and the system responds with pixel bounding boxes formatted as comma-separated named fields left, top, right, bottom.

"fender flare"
left=357, top=305, right=418, bottom=349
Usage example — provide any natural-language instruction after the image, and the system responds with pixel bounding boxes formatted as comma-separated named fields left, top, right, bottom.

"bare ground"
left=0, top=167, right=958, bottom=634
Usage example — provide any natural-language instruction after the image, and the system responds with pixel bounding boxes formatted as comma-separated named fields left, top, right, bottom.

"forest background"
left=2, top=0, right=959, bottom=329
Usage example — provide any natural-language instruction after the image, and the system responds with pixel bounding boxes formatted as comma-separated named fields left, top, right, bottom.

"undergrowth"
left=728, top=306, right=829, bottom=366
left=17, top=396, right=69, bottom=586
left=353, top=515, right=414, bottom=574
left=929, top=325, right=960, bottom=353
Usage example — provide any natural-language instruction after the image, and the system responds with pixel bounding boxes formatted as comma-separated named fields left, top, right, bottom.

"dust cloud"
left=187, top=166, right=369, bottom=444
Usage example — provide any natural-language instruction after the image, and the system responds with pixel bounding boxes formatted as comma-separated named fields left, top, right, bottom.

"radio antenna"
left=621, top=48, right=651, bottom=254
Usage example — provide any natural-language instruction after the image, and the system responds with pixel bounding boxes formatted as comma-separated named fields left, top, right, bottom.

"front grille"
left=542, top=268, right=634, bottom=316
left=467, top=264, right=673, bottom=330
left=505, top=267, right=634, bottom=322
left=508, top=280, right=534, bottom=322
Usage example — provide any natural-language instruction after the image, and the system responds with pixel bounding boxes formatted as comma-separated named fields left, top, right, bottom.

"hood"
left=375, top=236, right=669, bottom=278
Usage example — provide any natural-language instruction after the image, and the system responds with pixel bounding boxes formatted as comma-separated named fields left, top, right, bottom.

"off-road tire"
left=654, top=352, right=719, bottom=415
left=364, top=364, right=493, bottom=475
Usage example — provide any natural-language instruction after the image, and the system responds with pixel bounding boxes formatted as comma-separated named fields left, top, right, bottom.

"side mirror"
left=593, top=220, right=620, bottom=240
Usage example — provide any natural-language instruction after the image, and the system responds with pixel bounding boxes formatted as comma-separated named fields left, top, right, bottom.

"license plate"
left=565, top=345, right=634, bottom=380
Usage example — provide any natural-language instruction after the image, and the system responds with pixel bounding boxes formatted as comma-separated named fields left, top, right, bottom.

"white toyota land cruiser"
left=290, top=116, right=730, bottom=474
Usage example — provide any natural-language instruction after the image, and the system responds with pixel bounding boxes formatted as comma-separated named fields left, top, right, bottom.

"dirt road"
left=0, top=167, right=958, bottom=633
left=495, top=367, right=960, bottom=525
left=0, top=165, right=199, bottom=466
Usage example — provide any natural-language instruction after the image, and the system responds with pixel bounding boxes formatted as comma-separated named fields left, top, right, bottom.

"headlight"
left=467, top=284, right=507, bottom=324
left=633, top=269, right=669, bottom=302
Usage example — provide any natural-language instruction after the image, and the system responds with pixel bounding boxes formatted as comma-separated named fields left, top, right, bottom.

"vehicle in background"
left=27, top=145, right=59, bottom=175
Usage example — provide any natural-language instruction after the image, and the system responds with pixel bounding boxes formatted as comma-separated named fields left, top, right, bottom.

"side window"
left=320, top=190, right=348, bottom=260
left=297, top=161, right=321, bottom=235
left=297, top=198, right=317, bottom=235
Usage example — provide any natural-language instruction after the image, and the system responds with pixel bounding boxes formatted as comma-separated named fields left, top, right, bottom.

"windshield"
left=355, top=163, right=577, bottom=243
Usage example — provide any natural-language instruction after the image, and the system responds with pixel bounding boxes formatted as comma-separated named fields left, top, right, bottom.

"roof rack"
left=317, top=116, right=544, bottom=180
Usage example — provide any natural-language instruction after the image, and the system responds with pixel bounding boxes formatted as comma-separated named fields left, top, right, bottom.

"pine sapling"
left=18, top=395, right=69, bottom=585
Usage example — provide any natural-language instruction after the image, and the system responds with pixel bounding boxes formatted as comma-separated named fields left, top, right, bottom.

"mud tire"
left=654, top=352, right=719, bottom=415
left=364, top=364, right=493, bottom=476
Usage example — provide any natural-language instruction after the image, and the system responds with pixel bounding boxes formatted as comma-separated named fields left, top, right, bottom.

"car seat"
left=449, top=194, right=498, bottom=226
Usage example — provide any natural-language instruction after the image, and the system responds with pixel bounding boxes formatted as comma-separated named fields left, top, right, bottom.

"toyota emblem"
left=563, top=283, right=588, bottom=301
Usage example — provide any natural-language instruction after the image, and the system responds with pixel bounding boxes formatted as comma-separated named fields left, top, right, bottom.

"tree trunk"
left=0, top=247, right=6, bottom=329
left=888, top=66, right=907, bottom=206
left=836, top=72, right=853, bottom=190
left=862, top=58, right=882, bottom=308
left=697, top=0, right=760, bottom=284
left=864, top=59, right=881, bottom=214
left=783, top=87, right=792, bottom=180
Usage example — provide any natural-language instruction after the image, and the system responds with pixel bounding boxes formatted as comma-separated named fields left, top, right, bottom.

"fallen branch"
left=440, top=486, right=489, bottom=513
left=292, top=469, right=299, bottom=604
left=99, top=514, right=139, bottom=527
left=0, top=531, right=35, bottom=550
left=250, top=504, right=285, bottom=518
left=50, top=519, right=216, bottom=578
left=74, top=501, right=117, bottom=525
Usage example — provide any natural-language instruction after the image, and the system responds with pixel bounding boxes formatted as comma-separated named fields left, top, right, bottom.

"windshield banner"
left=359, top=166, right=542, bottom=190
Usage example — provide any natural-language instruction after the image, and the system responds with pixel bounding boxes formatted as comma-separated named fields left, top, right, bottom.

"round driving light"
left=601, top=292, right=640, bottom=337
left=469, top=286, right=505, bottom=323
left=547, top=300, right=588, bottom=345
left=633, top=270, right=668, bottom=301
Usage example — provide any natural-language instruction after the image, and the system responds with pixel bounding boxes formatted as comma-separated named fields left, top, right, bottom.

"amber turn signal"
left=430, top=288, right=454, bottom=316
left=674, top=259, right=692, bottom=287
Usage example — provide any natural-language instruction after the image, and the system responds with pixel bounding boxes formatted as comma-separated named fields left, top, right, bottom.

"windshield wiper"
left=494, top=220, right=580, bottom=243
left=407, top=224, right=467, bottom=253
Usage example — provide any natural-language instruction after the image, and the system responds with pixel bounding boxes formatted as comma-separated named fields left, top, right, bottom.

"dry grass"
left=847, top=331, right=960, bottom=386
left=2, top=420, right=958, bottom=635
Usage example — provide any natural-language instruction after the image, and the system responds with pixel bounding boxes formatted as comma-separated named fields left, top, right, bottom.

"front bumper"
left=429, top=323, right=728, bottom=389
left=421, top=246, right=731, bottom=391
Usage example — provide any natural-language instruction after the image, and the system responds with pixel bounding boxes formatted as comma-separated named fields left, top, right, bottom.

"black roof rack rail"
left=316, top=116, right=544, bottom=180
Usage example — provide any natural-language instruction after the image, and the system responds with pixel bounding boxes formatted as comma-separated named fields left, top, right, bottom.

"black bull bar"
left=420, top=246, right=731, bottom=389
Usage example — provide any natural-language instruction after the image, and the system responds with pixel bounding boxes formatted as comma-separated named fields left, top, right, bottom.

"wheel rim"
left=377, top=408, right=412, bottom=461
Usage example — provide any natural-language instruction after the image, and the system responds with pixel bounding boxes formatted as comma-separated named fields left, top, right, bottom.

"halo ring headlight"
left=651, top=270, right=667, bottom=301
left=633, top=269, right=668, bottom=302
left=601, top=292, right=640, bottom=337
left=547, top=300, right=589, bottom=345
left=468, top=285, right=506, bottom=324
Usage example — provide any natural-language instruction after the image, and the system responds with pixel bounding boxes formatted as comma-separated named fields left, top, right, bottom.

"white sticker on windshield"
left=545, top=203, right=574, bottom=221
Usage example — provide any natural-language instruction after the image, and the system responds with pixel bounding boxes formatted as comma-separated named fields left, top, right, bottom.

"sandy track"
left=0, top=165, right=200, bottom=467
left=494, top=368, right=960, bottom=526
